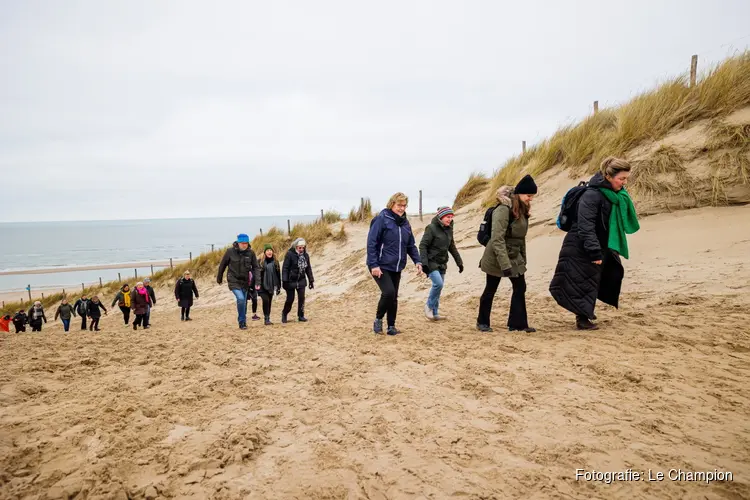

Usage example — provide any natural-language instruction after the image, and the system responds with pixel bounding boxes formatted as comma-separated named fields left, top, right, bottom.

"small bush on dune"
left=322, top=210, right=342, bottom=224
left=348, top=198, right=374, bottom=222
left=453, top=172, right=489, bottom=209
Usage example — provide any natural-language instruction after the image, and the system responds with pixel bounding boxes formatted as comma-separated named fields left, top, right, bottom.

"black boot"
left=239, top=322, right=247, bottom=330
left=576, top=316, right=599, bottom=330
left=281, top=313, right=288, bottom=324
left=298, top=316, right=308, bottom=322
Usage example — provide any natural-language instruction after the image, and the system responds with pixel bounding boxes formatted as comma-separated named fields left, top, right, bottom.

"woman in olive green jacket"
left=477, top=175, right=537, bottom=333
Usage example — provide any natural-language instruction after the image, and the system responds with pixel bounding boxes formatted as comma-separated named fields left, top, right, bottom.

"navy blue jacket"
left=367, top=209, right=421, bottom=273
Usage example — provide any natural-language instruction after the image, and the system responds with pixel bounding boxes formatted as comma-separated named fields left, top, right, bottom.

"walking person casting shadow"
left=111, top=284, right=131, bottom=326
left=419, top=206, right=463, bottom=321
left=175, top=271, right=199, bottom=321
left=476, top=175, right=538, bottom=333
left=281, top=238, right=314, bottom=324
left=259, top=244, right=282, bottom=326
left=549, top=157, right=640, bottom=330
left=217, top=234, right=260, bottom=330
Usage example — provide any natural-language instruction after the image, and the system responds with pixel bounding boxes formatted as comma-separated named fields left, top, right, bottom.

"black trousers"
left=477, top=274, right=528, bottom=329
left=81, top=315, right=87, bottom=330
left=89, top=317, right=100, bottom=330
left=181, top=307, right=191, bottom=319
left=248, top=289, right=258, bottom=314
left=374, top=270, right=402, bottom=327
left=14, top=323, right=26, bottom=333
left=119, top=306, right=131, bottom=324
left=282, top=286, right=305, bottom=318
left=259, top=290, right=273, bottom=317
left=134, top=314, right=146, bottom=327
left=31, top=321, right=43, bottom=332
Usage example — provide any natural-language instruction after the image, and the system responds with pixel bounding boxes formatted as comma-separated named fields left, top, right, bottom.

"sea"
left=0, top=215, right=317, bottom=294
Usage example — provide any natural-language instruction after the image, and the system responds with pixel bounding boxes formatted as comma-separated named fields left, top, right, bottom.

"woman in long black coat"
left=549, top=157, right=635, bottom=330
left=175, top=270, right=199, bottom=321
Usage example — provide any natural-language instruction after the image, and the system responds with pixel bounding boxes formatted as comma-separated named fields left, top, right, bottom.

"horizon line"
left=0, top=213, right=322, bottom=224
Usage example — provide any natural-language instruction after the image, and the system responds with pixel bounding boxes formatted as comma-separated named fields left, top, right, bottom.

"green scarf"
left=598, top=187, right=640, bottom=259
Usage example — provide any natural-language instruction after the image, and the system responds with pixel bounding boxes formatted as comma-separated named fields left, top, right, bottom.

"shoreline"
left=0, top=260, right=188, bottom=277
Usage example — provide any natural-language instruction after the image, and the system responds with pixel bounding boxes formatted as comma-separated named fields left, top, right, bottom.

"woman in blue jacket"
left=367, top=192, right=423, bottom=335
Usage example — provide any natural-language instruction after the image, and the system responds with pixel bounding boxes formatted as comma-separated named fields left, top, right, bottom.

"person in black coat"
left=175, top=270, right=199, bottom=321
left=549, top=157, right=633, bottom=330
left=216, top=234, right=261, bottom=330
left=258, top=244, right=282, bottom=325
left=87, top=296, right=107, bottom=331
left=12, top=310, right=28, bottom=333
left=73, top=295, right=90, bottom=330
left=27, top=301, right=47, bottom=332
left=281, top=238, right=314, bottom=323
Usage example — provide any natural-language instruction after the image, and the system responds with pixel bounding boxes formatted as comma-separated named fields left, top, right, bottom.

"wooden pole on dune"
left=170, top=258, right=173, bottom=269
left=135, top=268, right=138, bottom=280
left=287, top=219, right=291, bottom=235
left=189, top=252, right=192, bottom=263
left=593, top=100, right=599, bottom=114
left=81, top=283, right=85, bottom=292
left=211, top=244, right=214, bottom=252
left=321, top=209, right=324, bottom=221
left=260, top=228, right=263, bottom=236
left=99, top=277, right=102, bottom=287
left=419, top=190, right=423, bottom=221
left=62, top=289, right=65, bottom=296
left=42, top=293, right=44, bottom=299
left=118, top=272, right=121, bottom=282
left=27, top=285, right=31, bottom=302
left=150, top=264, right=154, bottom=276
left=690, top=54, right=698, bottom=87
left=522, top=140, right=526, bottom=154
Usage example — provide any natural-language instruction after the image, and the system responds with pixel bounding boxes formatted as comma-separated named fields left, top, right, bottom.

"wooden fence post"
left=41, top=293, right=44, bottom=299
left=211, top=244, right=215, bottom=252
left=135, top=268, right=138, bottom=280
left=522, top=140, right=526, bottom=154
left=690, top=54, right=698, bottom=87
left=150, top=264, right=154, bottom=276
left=287, top=219, right=291, bottom=235
left=189, top=252, right=192, bottom=263
left=118, top=272, right=121, bottom=282
left=419, top=190, right=423, bottom=221
left=27, top=285, right=31, bottom=302
left=62, top=289, right=65, bottom=296
left=81, top=283, right=85, bottom=292
left=260, top=228, right=263, bottom=236
left=593, top=100, right=599, bottom=114
left=170, top=258, right=173, bottom=269
left=99, top=277, right=102, bottom=287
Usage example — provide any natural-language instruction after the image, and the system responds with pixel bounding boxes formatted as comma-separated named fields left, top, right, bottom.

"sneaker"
left=386, top=326, right=400, bottom=336
left=373, top=318, right=383, bottom=334
left=434, top=313, right=447, bottom=321
left=298, top=317, right=308, bottom=322
left=476, top=324, right=493, bottom=333
left=509, top=327, right=537, bottom=333
left=252, top=314, right=260, bottom=321
left=185, top=317, right=192, bottom=321
left=281, top=313, right=288, bottom=324
left=239, top=322, right=247, bottom=330
left=576, top=318, right=599, bottom=330
left=264, top=318, right=273, bottom=326
left=94, top=328, right=101, bottom=332
left=424, top=304, right=434, bottom=321
left=144, top=326, right=150, bottom=329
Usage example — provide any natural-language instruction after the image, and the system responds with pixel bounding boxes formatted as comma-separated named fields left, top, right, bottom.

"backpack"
left=477, top=205, right=513, bottom=246
left=556, top=181, right=590, bottom=231
left=77, top=300, right=88, bottom=316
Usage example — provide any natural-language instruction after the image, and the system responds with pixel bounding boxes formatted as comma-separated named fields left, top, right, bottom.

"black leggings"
left=248, top=289, right=258, bottom=314
left=81, top=315, right=87, bottom=330
left=31, top=321, right=43, bottom=332
left=259, top=291, right=273, bottom=317
left=134, top=314, right=146, bottom=327
left=477, top=274, right=528, bottom=329
left=282, top=286, right=306, bottom=318
left=14, top=323, right=26, bottom=333
left=119, top=306, right=130, bottom=324
left=374, top=270, right=402, bottom=327
left=181, top=306, right=191, bottom=319
left=89, top=318, right=100, bottom=330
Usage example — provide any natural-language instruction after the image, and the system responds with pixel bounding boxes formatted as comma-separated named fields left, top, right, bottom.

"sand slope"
left=2, top=198, right=750, bottom=499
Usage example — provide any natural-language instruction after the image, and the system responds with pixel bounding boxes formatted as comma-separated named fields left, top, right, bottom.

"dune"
left=1, top=79, right=749, bottom=499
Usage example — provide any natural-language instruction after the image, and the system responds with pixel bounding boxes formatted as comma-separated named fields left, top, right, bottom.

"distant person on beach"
left=175, top=270, right=199, bottom=321
left=217, top=234, right=261, bottom=330
left=477, top=175, right=538, bottom=333
left=0, top=315, right=11, bottom=333
left=258, top=244, right=282, bottom=325
left=130, top=282, right=152, bottom=331
left=28, top=301, right=47, bottom=332
left=144, top=278, right=156, bottom=328
left=54, top=298, right=77, bottom=332
left=12, top=309, right=28, bottom=333
left=281, top=238, right=314, bottom=324
left=549, top=157, right=639, bottom=330
left=74, top=295, right=90, bottom=330
left=87, top=296, right=107, bottom=331
left=419, top=206, right=463, bottom=321
left=366, top=192, right=422, bottom=335
left=111, top=284, right=132, bottom=325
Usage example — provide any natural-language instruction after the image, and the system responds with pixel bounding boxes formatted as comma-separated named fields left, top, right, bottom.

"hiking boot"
left=424, top=305, right=434, bottom=321
left=281, top=313, right=288, bottom=324
left=386, top=326, right=401, bottom=336
left=298, top=317, right=308, bottom=322
left=576, top=318, right=599, bottom=330
left=509, top=327, right=537, bottom=333
left=476, top=324, right=493, bottom=333
left=185, top=317, right=192, bottom=321
left=373, top=318, right=383, bottom=334
left=252, top=314, right=260, bottom=321
left=180, top=316, right=184, bottom=321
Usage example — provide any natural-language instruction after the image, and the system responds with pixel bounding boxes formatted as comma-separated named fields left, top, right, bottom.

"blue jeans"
left=62, top=319, right=70, bottom=332
left=427, top=270, right=445, bottom=315
left=145, top=305, right=151, bottom=327
left=232, top=288, right=248, bottom=324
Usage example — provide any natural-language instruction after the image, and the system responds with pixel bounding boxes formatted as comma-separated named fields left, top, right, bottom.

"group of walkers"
left=365, top=156, right=639, bottom=335
left=216, top=234, right=313, bottom=330
left=4, top=295, right=108, bottom=333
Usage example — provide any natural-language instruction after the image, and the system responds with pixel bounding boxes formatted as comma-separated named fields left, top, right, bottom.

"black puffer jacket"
left=282, top=241, right=314, bottom=289
left=549, top=172, right=624, bottom=319
left=217, top=242, right=261, bottom=291
left=175, top=278, right=199, bottom=308
left=419, top=216, right=463, bottom=274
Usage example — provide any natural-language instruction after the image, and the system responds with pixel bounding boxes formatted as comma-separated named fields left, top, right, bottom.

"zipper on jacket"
left=379, top=243, right=384, bottom=259
left=398, top=226, right=402, bottom=269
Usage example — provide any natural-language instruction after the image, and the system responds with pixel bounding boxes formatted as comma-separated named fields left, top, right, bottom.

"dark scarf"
left=387, top=209, right=407, bottom=226
left=262, top=257, right=279, bottom=292
left=297, top=252, right=308, bottom=276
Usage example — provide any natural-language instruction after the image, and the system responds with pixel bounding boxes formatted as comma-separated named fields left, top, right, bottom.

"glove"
left=458, top=265, right=464, bottom=274
left=502, top=268, right=512, bottom=277
left=309, top=282, right=314, bottom=290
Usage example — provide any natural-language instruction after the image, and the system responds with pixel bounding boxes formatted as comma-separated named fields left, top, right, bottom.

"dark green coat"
left=479, top=202, right=528, bottom=278
left=419, top=216, right=463, bottom=274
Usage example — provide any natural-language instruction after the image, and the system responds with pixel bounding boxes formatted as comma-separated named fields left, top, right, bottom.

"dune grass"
left=348, top=198, right=373, bottom=222
left=629, top=145, right=691, bottom=200
left=453, top=172, right=490, bottom=209
left=474, top=51, right=750, bottom=206
left=322, top=210, right=342, bottom=224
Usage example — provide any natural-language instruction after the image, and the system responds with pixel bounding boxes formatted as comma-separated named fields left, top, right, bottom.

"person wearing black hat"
left=477, top=174, right=538, bottom=333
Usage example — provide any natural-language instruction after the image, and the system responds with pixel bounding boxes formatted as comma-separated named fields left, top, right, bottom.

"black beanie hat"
left=514, top=174, right=538, bottom=195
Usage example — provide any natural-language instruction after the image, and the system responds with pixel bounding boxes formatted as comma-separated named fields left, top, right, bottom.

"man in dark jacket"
left=73, top=295, right=90, bottom=330
left=281, top=238, right=314, bottom=323
left=12, top=310, right=28, bottom=333
left=217, top=233, right=261, bottom=330
left=419, top=206, right=463, bottom=321
left=143, top=278, right=156, bottom=328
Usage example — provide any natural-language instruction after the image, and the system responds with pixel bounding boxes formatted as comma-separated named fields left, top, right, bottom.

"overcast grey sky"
left=1, top=0, right=748, bottom=222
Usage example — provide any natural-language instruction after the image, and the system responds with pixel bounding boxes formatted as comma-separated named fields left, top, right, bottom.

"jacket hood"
left=588, top=172, right=613, bottom=190
left=496, top=185, right=513, bottom=207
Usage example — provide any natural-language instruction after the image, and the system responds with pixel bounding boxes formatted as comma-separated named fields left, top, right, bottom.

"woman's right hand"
left=371, top=267, right=383, bottom=278
left=592, top=260, right=603, bottom=265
